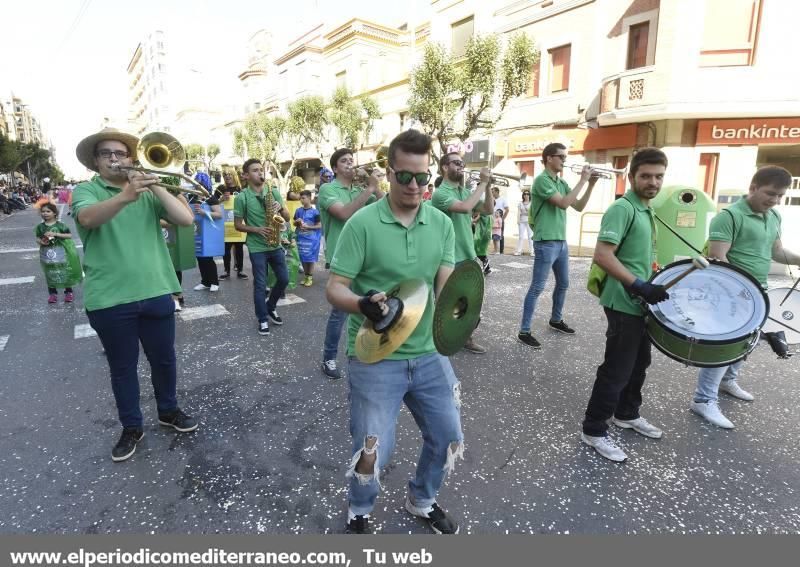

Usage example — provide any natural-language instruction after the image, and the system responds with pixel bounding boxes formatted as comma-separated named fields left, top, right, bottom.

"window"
left=527, top=61, right=540, bottom=98
left=335, top=71, right=347, bottom=89
left=548, top=44, right=571, bottom=93
left=451, top=16, right=474, bottom=59
left=700, top=0, right=761, bottom=66
left=627, top=21, right=650, bottom=69
left=698, top=153, right=719, bottom=197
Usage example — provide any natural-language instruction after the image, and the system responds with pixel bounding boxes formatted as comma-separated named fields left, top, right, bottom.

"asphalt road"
left=1, top=205, right=798, bottom=534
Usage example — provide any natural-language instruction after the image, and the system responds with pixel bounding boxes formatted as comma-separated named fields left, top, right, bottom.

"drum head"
left=763, top=288, right=800, bottom=344
left=649, top=259, right=768, bottom=343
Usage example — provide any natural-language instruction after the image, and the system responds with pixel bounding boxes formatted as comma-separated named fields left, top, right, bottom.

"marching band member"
left=327, top=129, right=462, bottom=534
left=219, top=170, right=247, bottom=280
left=233, top=159, right=290, bottom=336
left=581, top=148, right=669, bottom=462
left=72, top=128, right=199, bottom=462
left=691, top=166, right=800, bottom=428
left=431, top=153, right=493, bottom=354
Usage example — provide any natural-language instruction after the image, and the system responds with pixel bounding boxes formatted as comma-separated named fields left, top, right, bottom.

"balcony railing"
left=600, top=66, right=656, bottom=114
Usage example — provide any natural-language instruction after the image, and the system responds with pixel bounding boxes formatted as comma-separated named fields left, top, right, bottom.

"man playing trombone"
left=517, top=142, right=599, bottom=350
left=72, top=128, right=199, bottom=463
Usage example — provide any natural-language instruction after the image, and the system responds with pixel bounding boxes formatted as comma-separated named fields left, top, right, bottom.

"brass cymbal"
left=355, top=279, right=430, bottom=363
left=433, top=260, right=485, bottom=356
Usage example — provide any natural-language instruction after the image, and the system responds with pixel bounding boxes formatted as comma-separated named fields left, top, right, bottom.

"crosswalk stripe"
left=74, top=323, right=97, bottom=339
left=0, top=335, right=9, bottom=351
left=277, top=293, right=306, bottom=306
left=179, top=304, right=230, bottom=321
left=0, top=276, right=35, bottom=285
left=0, top=245, right=82, bottom=254
left=500, top=262, right=530, bottom=269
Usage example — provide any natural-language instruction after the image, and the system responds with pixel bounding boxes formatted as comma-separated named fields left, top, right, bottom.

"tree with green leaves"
left=328, top=86, right=381, bottom=149
left=408, top=32, right=538, bottom=162
left=0, top=135, right=60, bottom=186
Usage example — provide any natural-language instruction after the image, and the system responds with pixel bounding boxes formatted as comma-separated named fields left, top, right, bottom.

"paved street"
left=1, top=206, right=799, bottom=535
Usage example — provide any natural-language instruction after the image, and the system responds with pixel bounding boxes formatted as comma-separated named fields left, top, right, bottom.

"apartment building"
left=126, top=31, right=173, bottom=137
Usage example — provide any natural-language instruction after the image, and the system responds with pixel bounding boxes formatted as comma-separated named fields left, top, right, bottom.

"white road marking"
left=0, top=335, right=9, bottom=351
left=0, top=276, right=35, bottom=285
left=0, top=245, right=82, bottom=254
left=179, top=304, right=230, bottom=321
left=74, top=324, right=97, bottom=339
left=277, top=294, right=306, bottom=307
left=500, top=261, right=530, bottom=269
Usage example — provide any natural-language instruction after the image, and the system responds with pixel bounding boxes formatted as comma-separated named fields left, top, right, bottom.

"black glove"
left=630, top=278, right=670, bottom=305
left=358, top=290, right=385, bottom=323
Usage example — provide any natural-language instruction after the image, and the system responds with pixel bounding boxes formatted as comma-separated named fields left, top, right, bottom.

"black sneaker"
left=111, top=428, right=144, bottom=462
left=158, top=409, right=199, bottom=432
left=267, top=309, right=283, bottom=325
left=219, top=272, right=230, bottom=280
left=405, top=498, right=459, bottom=534
left=549, top=320, right=576, bottom=334
left=345, top=513, right=371, bottom=534
left=237, top=272, right=248, bottom=279
left=517, top=332, right=542, bottom=349
left=259, top=321, right=270, bottom=335
left=321, top=360, right=342, bottom=380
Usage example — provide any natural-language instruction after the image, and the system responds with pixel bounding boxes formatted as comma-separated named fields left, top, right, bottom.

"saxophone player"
left=234, top=158, right=291, bottom=336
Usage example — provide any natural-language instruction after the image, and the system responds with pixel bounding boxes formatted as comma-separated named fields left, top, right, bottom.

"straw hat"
left=75, top=128, right=139, bottom=172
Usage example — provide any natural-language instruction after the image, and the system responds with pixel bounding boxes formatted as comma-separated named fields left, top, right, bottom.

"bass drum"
left=646, top=259, right=768, bottom=368
left=762, top=287, right=800, bottom=344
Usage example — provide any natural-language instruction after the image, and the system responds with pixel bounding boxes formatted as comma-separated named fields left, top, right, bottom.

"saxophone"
left=262, top=181, right=285, bottom=247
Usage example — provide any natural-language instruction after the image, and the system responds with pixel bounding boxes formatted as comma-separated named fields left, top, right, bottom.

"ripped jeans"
left=346, top=353, right=464, bottom=516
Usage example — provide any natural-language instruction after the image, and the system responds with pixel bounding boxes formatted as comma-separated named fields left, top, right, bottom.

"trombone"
left=564, top=162, right=627, bottom=179
left=111, top=132, right=211, bottom=198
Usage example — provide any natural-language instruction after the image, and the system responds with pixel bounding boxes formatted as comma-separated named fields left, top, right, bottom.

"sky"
left=0, top=0, right=427, bottom=179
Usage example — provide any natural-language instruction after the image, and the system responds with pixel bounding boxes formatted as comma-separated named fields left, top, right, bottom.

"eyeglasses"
left=391, top=169, right=432, bottom=186
left=96, top=149, right=130, bottom=159
left=446, top=160, right=464, bottom=167
left=552, top=154, right=567, bottom=160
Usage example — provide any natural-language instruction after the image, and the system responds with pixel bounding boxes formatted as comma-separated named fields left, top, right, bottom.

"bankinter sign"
left=696, top=118, right=800, bottom=145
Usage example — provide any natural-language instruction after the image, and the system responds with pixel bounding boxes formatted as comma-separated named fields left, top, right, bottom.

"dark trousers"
left=249, top=249, right=289, bottom=323
left=583, top=308, right=651, bottom=437
left=499, top=218, right=505, bottom=253
left=48, top=287, right=73, bottom=294
left=223, top=242, right=244, bottom=274
left=87, top=294, right=178, bottom=429
left=197, top=257, right=219, bottom=286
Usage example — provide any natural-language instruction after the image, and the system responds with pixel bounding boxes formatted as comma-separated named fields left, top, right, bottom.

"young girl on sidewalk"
left=35, top=203, right=82, bottom=303
left=491, top=209, right=503, bottom=254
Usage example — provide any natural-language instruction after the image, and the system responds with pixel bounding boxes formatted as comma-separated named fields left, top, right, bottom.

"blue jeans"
left=323, top=307, right=348, bottom=362
left=694, top=360, right=745, bottom=403
left=86, top=294, right=178, bottom=429
left=519, top=240, right=570, bottom=332
left=346, top=353, right=464, bottom=516
left=249, top=249, right=289, bottom=323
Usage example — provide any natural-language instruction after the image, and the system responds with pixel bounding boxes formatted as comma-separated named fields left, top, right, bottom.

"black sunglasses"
left=391, top=169, right=432, bottom=186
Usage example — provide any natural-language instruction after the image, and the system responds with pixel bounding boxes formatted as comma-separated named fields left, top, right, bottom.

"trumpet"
left=463, top=169, right=521, bottom=187
left=111, top=132, right=211, bottom=198
left=563, top=162, right=627, bottom=179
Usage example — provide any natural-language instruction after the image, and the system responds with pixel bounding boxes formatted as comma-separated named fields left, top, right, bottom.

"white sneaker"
left=193, top=283, right=209, bottom=291
left=690, top=401, right=734, bottom=429
left=719, top=380, right=754, bottom=401
left=173, top=299, right=182, bottom=312
left=581, top=433, right=627, bottom=462
left=513, top=252, right=522, bottom=256
left=612, top=416, right=663, bottom=439
left=209, top=284, right=219, bottom=292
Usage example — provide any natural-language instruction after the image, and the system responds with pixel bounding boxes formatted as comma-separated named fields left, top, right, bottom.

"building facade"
left=126, top=31, right=173, bottom=137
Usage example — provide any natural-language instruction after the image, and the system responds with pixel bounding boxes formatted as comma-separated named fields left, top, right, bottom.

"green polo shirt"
left=431, top=179, right=477, bottom=263
left=71, top=175, right=180, bottom=312
left=331, top=198, right=455, bottom=360
left=708, top=198, right=781, bottom=288
left=318, top=178, right=377, bottom=262
left=233, top=186, right=285, bottom=253
left=530, top=170, right=571, bottom=241
left=597, top=191, right=657, bottom=316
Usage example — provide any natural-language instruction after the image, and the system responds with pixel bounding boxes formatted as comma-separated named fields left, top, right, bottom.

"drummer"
left=581, top=148, right=670, bottom=462
left=326, top=129, right=463, bottom=534
left=691, top=165, right=800, bottom=429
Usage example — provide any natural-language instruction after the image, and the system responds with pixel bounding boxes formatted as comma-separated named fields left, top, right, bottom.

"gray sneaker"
left=612, top=416, right=663, bottom=439
left=581, top=432, right=627, bottom=462
left=690, top=400, right=734, bottom=429
left=719, top=380, right=754, bottom=401
left=321, top=360, right=342, bottom=380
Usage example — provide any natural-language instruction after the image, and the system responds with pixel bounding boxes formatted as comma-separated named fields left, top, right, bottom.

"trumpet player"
left=71, top=128, right=199, bottom=462
left=234, top=158, right=291, bottom=336
left=517, top=143, right=600, bottom=350
left=318, top=148, right=384, bottom=380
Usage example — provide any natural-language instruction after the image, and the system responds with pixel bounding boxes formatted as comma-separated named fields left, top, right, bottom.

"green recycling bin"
left=650, top=185, right=716, bottom=267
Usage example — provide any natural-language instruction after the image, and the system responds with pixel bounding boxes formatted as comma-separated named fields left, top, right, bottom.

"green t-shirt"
left=232, top=186, right=285, bottom=253
left=318, top=178, right=376, bottom=262
left=431, top=179, right=477, bottom=263
left=530, top=170, right=570, bottom=241
left=597, top=191, right=657, bottom=316
left=71, top=175, right=180, bottom=312
left=708, top=198, right=781, bottom=288
left=35, top=221, right=70, bottom=245
left=331, top=198, right=455, bottom=360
